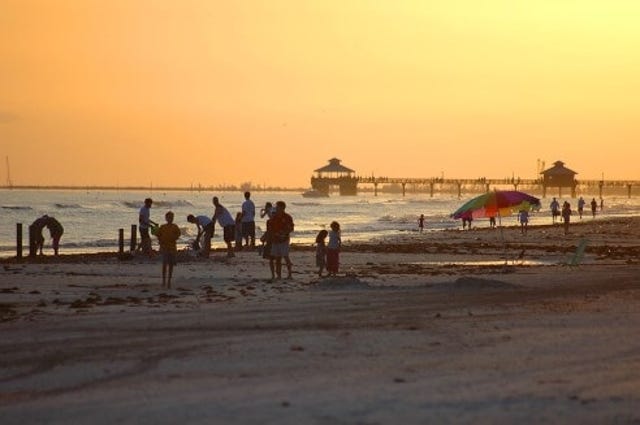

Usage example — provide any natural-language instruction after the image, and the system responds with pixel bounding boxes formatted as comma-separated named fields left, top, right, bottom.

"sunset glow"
left=2, top=1, right=640, bottom=187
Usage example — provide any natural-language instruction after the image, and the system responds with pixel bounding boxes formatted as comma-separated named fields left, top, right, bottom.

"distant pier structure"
left=540, top=160, right=578, bottom=198
left=310, top=158, right=358, bottom=196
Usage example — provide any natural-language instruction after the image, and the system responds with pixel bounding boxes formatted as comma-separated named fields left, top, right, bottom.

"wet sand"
left=1, top=217, right=639, bottom=424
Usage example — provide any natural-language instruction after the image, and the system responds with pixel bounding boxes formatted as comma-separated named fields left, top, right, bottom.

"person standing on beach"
left=212, top=196, right=236, bottom=258
left=577, top=197, right=586, bottom=219
left=45, top=216, right=64, bottom=256
left=550, top=197, right=560, bottom=224
left=241, top=191, right=256, bottom=247
left=418, top=214, right=425, bottom=233
left=315, top=230, right=328, bottom=277
left=591, top=198, right=598, bottom=218
left=327, top=221, right=342, bottom=277
left=260, top=216, right=275, bottom=280
left=270, top=201, right=294, bottom=279
left=561, top=201, right=572, bottom=235
left=260, top=201, right=275, bottom=219
left=187, top=214, right=213, bottom=257
left=517, top=208, right=529, bottom=235
left=139, top=198, right=157, bottom=256
left=156, top=211, right=181, bottom=288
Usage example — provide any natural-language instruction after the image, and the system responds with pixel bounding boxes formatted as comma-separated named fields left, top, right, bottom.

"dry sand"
left=1, top=217, right=640, bottom=424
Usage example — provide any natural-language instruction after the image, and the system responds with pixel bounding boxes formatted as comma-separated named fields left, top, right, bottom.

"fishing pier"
left=311, top=159, right=640, bottom=198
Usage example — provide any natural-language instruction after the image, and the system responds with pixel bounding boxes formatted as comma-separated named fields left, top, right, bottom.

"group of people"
left=139, top=193, right=300, bottom=287
left=29, top=215, right=64, bottom=256
left=314, top=221, right=342, bottom=278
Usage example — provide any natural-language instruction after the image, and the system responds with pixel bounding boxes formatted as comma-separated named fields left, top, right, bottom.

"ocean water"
left=2, top=189, right=640, bottom=257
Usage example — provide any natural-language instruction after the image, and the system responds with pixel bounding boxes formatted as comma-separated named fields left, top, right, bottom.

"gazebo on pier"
left=541, top=160, right=578, bottom=198
left=310, top=158, right=358, bottom=196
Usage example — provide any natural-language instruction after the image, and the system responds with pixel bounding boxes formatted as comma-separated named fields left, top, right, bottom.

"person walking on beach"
left=489, top=216, right=496, bottom=228
left=591, top=198, right=598, bottom=218
left=156, top=211, right=181, bottom=288
left=29, top=215, right=49, bottom=256
left=212, top=196, right=236, bottom=258
left=139, top=198, right=157, bottom=256
left=315, top=229, right=328, bottom=277
left=241, top=191, right=256, bottom=247
left=45, top=216, right=64, bottom=256
left=186, top=214, right=213, bottom=257
left=326, top=221, right=342, bottom=277
left=561, top=201, right=572, bottom=235
left=550, top=197, right=560, bottom=224
left=517, top=208, right=529, bottom=235
left=270, top=201, right=294, bottom=279
left=418, top=214, right=425, bottom=233
left=577, top=197, right=586, bottom=219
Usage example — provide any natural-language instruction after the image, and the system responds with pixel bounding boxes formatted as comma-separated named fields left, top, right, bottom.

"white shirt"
left=328, top=230, right=341, bottom=249
left=214, top=206, right=235, bottom=227
left=196, top=215, right=212, bottom=227
left=242, top=199, right=255, bottom=223
left=139, top=206, right=151, bottom=229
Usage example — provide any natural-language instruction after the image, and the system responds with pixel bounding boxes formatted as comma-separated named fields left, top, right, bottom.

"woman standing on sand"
left=326, top=221, right=341, bottom=277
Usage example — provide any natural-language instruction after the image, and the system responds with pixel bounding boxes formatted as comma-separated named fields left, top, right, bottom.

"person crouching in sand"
left=327, top=221, right=341, bottom=277
left=156, top=211, right=181, bottom=288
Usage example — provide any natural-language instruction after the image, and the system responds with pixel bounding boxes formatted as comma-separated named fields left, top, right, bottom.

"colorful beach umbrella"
left=452, top=190, right=540, bottom=220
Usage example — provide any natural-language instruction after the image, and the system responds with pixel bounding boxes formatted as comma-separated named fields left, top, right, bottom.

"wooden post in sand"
left=16, top=223, right=22, bottom=260
left=130, top=224, right=137, bottom=252
left=28, top=225, right=36, bottom=257
left=118, top=228, right=124, bottom=256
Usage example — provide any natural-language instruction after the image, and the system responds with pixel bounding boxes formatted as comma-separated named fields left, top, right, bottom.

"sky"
left=2, top=0, right=640, bottom=187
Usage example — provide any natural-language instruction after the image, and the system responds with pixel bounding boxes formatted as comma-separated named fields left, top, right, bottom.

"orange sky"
left=2, top=1, right=640, bottom=187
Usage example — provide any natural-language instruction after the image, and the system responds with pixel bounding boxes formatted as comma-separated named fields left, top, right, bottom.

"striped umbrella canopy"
left=452, top=190, right=540, bottom=220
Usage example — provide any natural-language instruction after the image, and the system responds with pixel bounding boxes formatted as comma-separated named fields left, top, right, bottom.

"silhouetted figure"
left=590, top=198, right=598, bottom=218
left=561, top=201, right=572, bottom=235
left=577, top=197, right=585, bottom=219
left=45, top=216, right=64, bottom=255
left=418, top=214, right=425, bottom=232
left=550, top=197, right=560, bottom=224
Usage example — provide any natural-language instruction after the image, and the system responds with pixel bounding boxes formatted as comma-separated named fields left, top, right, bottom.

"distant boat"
left=302, top=189, right=329, bottom=198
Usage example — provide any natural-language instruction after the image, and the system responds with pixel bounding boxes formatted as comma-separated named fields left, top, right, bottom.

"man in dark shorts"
left=29, top=215, right=49, bottom=256
left=212, top=196, right=236, bottom=258
left=241, top=191, right=256, bottom=247
left=270, top=201, right=294, bottom=279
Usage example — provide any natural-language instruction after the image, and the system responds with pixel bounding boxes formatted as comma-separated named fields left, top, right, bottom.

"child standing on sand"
left=156, top=211, right=181, bottom=289
left=326, top=221, right=341, bottom=277
left=518, top=208, right=529, bottom=235
left=315, top=230, right=328, bottom=277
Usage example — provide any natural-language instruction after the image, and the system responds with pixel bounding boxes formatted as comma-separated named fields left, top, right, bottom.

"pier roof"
left=541, top=160, right=577, bottom=176
left=314, top=158, right=355, bottom=174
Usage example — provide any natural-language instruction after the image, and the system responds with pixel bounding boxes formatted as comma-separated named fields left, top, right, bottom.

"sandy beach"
left=1, top=217, right=640, bottom=424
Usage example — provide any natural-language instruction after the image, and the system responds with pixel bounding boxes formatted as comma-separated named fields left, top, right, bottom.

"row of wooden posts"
left=14, top=223, right=138, bottom=259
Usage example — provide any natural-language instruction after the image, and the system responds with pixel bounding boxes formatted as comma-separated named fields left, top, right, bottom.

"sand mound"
left=315, top=276, right=370, bottom=290
left=449, top=276, right=520, bottom=291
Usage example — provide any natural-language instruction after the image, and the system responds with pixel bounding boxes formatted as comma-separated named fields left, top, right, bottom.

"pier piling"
left=118, top=229, right=124, bottom=256
left=16, top=223, right=22, bottom=260
left=130, top=225, right=137, bottom=252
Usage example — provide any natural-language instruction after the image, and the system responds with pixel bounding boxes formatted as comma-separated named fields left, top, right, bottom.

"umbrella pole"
left=498, top=211, right=508, bottom=264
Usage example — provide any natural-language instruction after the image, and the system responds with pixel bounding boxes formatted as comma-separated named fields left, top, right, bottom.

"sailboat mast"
left=5, top=156, right=12, bottom=188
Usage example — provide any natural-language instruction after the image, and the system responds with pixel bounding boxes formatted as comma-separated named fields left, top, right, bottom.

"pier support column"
left=514, top=183, right=519, bottom=191
left=16, top=223, right=22, bottom=260
left=429, top=182, right=434, bottom=198
left=401, top=183, right=406, bottom=197
left=628, top=184, right=632, bottom=199
left=374, top=183, right=378, bottom=197
left=571, top=185, right=576, bottom=198
left=485, top=183, right=490, bottom=193
left=457, top=182, right=462, bottom=199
